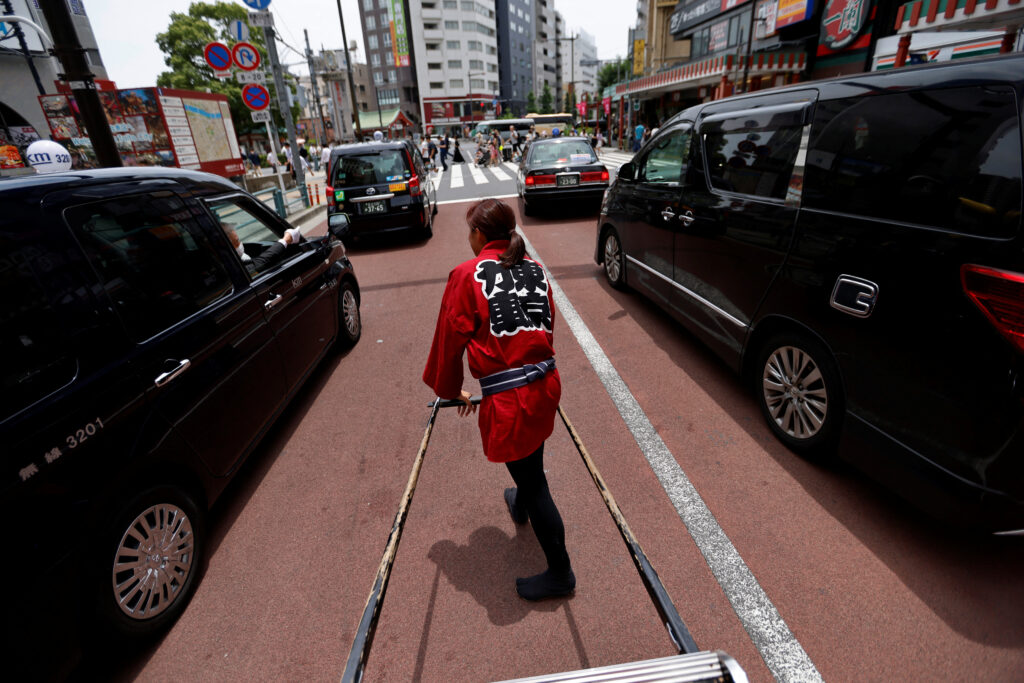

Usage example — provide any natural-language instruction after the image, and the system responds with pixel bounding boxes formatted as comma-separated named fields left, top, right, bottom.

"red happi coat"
left=423, top=240, right=561, bottom=463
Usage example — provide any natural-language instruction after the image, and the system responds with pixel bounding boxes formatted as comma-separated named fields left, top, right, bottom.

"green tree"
left=539, top=82, right=553, bottom=114
left=155, top=1, right=300, bottom=139
left=564, top=89, right=576, bottom=114
left=526, top=90, right=536, bottom=113
left=597, top=59, right=631, bottom=91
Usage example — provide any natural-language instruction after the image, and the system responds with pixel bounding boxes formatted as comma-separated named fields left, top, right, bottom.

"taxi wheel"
left=602, top=228, right=626, bottom=290
left=337, top=280, right=362, bottom=348
left=99, top=485, right=205, bottom=639
left=754, top=333, right=843, bottom=460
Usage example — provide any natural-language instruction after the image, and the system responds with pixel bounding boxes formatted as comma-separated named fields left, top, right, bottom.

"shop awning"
left=613, top=51, right=807, bottom=98
left=896, top=0, right=1024, bottom=33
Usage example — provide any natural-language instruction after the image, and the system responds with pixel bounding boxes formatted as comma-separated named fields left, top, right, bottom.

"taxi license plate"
left=361, top=200, right=386, bottom=214
left=557, top=174, right=579, bottom=187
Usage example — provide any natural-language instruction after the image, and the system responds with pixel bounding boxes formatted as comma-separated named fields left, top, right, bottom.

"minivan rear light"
left=404, top=150, right=422, bottom=196
left=326, top=185, right=335, bottom=208
left=962, top=264, right=1024, bottom=354
left=528, top=174, right=556, bottom=186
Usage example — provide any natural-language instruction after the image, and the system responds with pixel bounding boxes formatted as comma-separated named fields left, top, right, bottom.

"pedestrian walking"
left=439, top=134, right=450, bottom=171
left=321, top=141, right=333, bottom=177
left=453, top=138, right=465, bottom=163
left=423, top=198, right=575, bottom=601
left=633, top=123, right=644, bottom=152
left=509, top=125, right=520, bottom=154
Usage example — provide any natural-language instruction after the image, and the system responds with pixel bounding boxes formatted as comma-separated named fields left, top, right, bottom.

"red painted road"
left=91, top=200, right=1024, bottom=682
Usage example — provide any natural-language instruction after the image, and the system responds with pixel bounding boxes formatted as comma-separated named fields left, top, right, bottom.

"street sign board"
left=232, top=41, right=261, bottom=70
left=203, top=42, right=232, bottom=71
left=249, top=11, right=273, bottom=27
left=241, top=83, right=271, bottom=111
left=214, top=70, right=233, bottom=80
left=251, top=110, right=272, bottom=123
left=241, top=0, right=271, bottom=9
left=236, top=70, right=266, bottom=84
left=228, top=19, right=249, bottom=42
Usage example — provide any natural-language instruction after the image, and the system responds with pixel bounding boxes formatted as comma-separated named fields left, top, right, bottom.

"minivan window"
left=66, top=193, right=232, bottom=342
left=0, top=233, right=79, bottom=420
left=802, top=86, right=1023, bottom=237
left=332, top=150, right=409, bottom=187
left=702, top=111, right=803, bottom=200
left=639, top=128, right=691, bottom=184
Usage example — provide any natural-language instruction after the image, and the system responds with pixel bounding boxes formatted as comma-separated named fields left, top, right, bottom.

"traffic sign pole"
left=260, top=16, right=309, bottom=209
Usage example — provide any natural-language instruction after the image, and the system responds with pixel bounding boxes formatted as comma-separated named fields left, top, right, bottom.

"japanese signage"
left=633, top=39, right=645, bottom=75
left=670, top=0, right=721, bottom=35
left=755, top=0, right=778, bottom=38
left=821, top=0, right=871, bottom=49
left=709, top=19, right=729, bottom=51
left=389, top=0, right=410, bottom=67
left=776, top=0, right=815, bottom=28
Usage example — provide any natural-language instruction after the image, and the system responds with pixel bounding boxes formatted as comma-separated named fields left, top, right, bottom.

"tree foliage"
left=155, top=1, right=300, bottom=136
left=564, top=89, right=576, bottom=114
left=597, top=59, right=631, bottom=91
left=526, top=91, right=536, bottom=113
left=539, top=83, right=553, bottom=114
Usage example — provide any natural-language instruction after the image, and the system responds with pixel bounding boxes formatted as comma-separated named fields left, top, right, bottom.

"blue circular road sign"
left=242, top=0, right=272, bottom=9
left=203, top=42, right=231, bottom=71
left=242, top=84, right=271, bottom=111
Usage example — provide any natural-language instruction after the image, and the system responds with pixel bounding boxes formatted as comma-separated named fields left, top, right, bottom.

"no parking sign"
left=203, top=42, right=231, bottom=71
left=242, top=83, right=270, bottom=111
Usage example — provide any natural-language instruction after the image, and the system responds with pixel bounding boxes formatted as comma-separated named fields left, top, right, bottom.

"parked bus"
left=526, top=112, right=574, bottom=136
left=470, top=118, right=534, bottom=140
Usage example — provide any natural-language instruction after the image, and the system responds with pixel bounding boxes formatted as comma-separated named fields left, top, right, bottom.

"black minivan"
left=2, top=168, right=361, bottom=677
left=327, top=139, right=437, bottom=242
left=596, top=54, right=1024, bottom=530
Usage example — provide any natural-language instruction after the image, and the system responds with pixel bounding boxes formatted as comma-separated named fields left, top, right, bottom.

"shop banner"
left=602, top=96, right=611, bottom=116
left=389, top=0, right=410, bottom=67
left=755, top=0, right=778, bottom=38
left=633, top=39, right=645, bottom=75
left=776, top=0, right=814, bottom=28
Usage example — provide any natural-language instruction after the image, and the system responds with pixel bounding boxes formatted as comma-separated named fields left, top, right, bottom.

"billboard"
left=776, top=0, right=815, bottom=28
left=389, top=0, right=410, bottom=67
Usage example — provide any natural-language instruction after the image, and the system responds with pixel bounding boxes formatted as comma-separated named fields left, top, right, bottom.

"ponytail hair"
left=465, top=198, right=526, bottom=268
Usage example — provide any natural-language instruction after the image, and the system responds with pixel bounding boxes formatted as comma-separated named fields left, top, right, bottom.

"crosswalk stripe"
left=489, top=165, right=511, bottom=182
left=502, top=161, right=517, bottom=172
left=449, top=164, right=464, bottom=188
left=468, top=164, right=489, bottom=185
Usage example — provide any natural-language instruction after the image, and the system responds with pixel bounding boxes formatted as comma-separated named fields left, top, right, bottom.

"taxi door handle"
left=264, top=294, right=283, bottom=310
left=154, top=359, right=191, bottom=387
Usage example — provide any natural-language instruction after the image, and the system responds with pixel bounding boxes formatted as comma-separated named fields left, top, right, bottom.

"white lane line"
left=449, top=164, right=464, bottom=189
left=517, top=229, right=822, bottom=683
left=436, top=193, right=517, bottom=206
left=468, top=164, right=489, bottom=186
left=489, top=165, right=512, bottom=182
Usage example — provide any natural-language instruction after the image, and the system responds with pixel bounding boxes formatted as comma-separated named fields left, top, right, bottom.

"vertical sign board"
left=389, top=0, right=410, bottom=67
left=632, top=40, right=645, bottom=75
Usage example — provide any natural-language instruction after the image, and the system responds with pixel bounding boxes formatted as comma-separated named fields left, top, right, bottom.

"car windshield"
left=332, top=150, right=409, bottom=187
left=530, top=141, right=596, bottom=166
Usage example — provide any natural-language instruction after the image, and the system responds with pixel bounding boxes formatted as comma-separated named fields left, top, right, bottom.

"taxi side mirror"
left=328, top=213, right=351, bottom=239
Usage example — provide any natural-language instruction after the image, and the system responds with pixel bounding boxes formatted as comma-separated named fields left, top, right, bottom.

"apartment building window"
left=469, top=59, right=483, bottom=70
left=451, top=79, right=465, bottom=88
left=366, top=15, right=376, bottom=29
left=425, top=22, right=438, bottom=30
left=475, top=2, right=494, bottom=18
left=383, top=32, right=391, bottom=47
left=371, top=53, right=380, bottom=66
left=488, top=80, right=499, bottom=91
left=468, top=40, right=482, bottom=51
left=463, top=21, right=476, bottom=31
left=486, top=45, right=497, bottom=55
left=447, top=40, right=461, bottom=49
left=387, top=69, right=396, bottom=82
left=444, top=0, right=457, bottom=7
left=363, top=0, right=373, bottom=9
left=461, top=0, right=473, bottom=9
left=448, top=59, right=463, bottom=68
left=470, top=78, right=484, bottom=88
left=445, top=20, right=459, bottom=29
left=427, top=42, right=441, bottom=51
left=430, top=81, right=444, bottom=89
left=428, top=62, right=442, bottom=69
left=487, top=63, right=497, bottom=72
left=368, top=35, right=378, bottom=50
left=374, top=72, right=383, bottom=84
left=383, top=51, right=393, bottom=65
left=378, top=0, right=388, bottom=8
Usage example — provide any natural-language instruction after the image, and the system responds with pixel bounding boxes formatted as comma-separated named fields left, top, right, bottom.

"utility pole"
left=261, top=17, right=309, bottom=208
left=1, top=0, right=44, bottom=95
left=38, top=0, right=120, bottom=166
left=334, top=0, right=363, bottom=141
left=304, top=29, right=329, bottom=145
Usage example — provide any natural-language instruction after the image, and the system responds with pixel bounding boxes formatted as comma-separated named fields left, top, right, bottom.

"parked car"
left=595, top=54, right=1024, bottom=530
left=516, top=136, right=610, bottom=216
left=326, top=139, right=437, bottom=242
left=1, top=167, right=361, bottom=677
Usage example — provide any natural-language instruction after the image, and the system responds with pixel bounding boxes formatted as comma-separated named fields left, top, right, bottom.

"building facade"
left=358, top=0, right=421, bottom=130
left=531, top=0, right=560, bottom=108
left=496, top=0, right=534, bottom=116
left=408, top=0, right=501, bottom=131
left=561, top=28, right=598, bottom=103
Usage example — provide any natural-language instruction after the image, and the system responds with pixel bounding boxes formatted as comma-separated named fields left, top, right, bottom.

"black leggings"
left=505, top=444, right=571, bottom=573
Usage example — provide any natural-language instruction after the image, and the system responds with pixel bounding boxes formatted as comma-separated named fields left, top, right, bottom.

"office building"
left=496, top=0, right=533, bottom=116
left=357, top=0, right=421, bottom=129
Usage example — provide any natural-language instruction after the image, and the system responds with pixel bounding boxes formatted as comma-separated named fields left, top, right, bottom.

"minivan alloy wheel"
left=343, top=286, right=361, bottom=338
left=112, top=503, right=195, bottom=620
left=603, top=229, right=625, bottom=289
left=762, top=345, right=828, bottom=440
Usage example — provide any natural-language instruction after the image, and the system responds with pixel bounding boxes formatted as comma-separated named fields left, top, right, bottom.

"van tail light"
left=581, top=170, right=609, bottom=182
left=326, top=185, right=335, bottom=208
left=527, top=173, right=556, bottom=186
left=404, top=150, right=422, bottom=196
left=961, top=264, right=1024, bottom=354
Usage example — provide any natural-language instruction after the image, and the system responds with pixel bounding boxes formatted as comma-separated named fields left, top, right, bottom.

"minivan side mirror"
left=618, top=161, right=636, bottom=181
left=328, top=213, right=351, bottom=239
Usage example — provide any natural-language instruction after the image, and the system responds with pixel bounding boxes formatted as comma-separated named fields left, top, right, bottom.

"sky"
left=85, top=0, right=635, bottom=90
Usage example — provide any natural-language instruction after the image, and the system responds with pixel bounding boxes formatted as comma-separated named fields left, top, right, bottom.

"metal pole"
left=739, top=6, right=756, bottom=94
left=38, top=0, right=120, bottom=166
left=265, top=119, right=287, bottom=197
left=335, top=0, right=363, bottom=141
left=305, top=29, right=329, bottom=147
left=1, top=0, right=44, bottom=95
left=261, top=18, right=308, bottom=209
